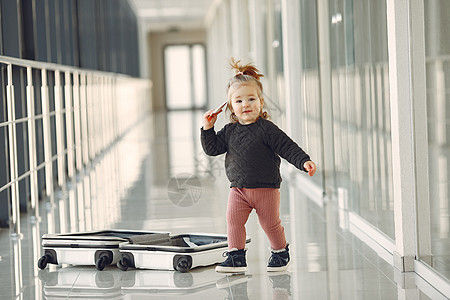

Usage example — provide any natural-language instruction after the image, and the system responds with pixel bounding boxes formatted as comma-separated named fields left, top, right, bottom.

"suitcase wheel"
left=37, top=250, right=57, bottom=269
left=95, top=256, right=108, bottom=271
left=95, top=251, right=113, bottom=271
left=38, top=255, right=49, bottom=270
left=174, top=255, right=192, bottom=273
left=117, top=257, right=129, bottom=271
left=117, top=253, right=135, bottom=271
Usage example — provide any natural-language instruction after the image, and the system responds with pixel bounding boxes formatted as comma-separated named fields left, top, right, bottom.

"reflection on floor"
left=0, top=112, right=447, bottom=299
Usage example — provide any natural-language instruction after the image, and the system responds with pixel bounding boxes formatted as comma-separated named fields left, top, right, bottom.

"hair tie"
left=236, top=71, right=244, bottom=76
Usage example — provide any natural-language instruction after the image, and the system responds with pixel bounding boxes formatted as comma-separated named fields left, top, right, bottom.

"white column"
left=280, top=0, right=301, bottom=136
left=386, top=0, right=416, bottom=272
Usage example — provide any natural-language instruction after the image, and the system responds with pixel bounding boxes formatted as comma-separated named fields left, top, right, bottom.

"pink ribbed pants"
left=227, top=187, right=287, bottom=250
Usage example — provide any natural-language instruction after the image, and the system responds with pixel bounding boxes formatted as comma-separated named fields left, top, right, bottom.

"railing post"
left=107, top=77, right=114, bottom=145
left=72, top=72, right=83, bottom=171
left=87, top=74, right=96, bottom=160
left=6, top=64, right=21, bottom=238
left=112, top=77, right=119, bottom=140
left=10, top=234, right=23, bottom=295
left=41, top=69, right=54, bottom=197
left=26, top=67, right=40, bottom=221
left=104, top=77, right=110, bottom=146
left=54, top=70, right=66, bottom=187
left=79, top=73, right=89, bottom=166
left=64, top=71, right=75, bottom=178
left=100, top=76, right=107, bottom=151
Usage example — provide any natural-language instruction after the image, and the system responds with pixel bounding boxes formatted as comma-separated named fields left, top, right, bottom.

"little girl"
left=201, top=58, right=316, bottom=273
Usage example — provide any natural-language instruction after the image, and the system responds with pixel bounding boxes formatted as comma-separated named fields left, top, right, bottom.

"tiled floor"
left=0, top=113, right=447, bottom=299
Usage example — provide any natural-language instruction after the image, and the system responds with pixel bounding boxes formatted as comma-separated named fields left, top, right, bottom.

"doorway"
left=164, top=44, right=207, bottom=110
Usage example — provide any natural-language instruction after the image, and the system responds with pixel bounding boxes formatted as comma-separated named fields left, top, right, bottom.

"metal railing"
left=0, top=55, right=151, bottom=237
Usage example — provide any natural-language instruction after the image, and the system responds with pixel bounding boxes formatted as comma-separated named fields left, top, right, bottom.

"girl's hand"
left=203, top=110, right=217, bottom=130
left=303, top=161, right=317, bottom=176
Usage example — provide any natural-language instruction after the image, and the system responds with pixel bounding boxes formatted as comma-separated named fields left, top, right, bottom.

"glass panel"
left=192, top=45, right=207, bottom=108
left=424, top=0, right=450, bottom=280
left=164, top=44, right=207, bottom=110
left=256, top=0, right=269, bottom=73
left=299, top=0, right=324, bottom=188
left=272, top=0, right=284, bottom=75
left=164, top=45, right=192, bottom=110
left=268, top=0, right=285, bottom=120
left=1, top=0, right=21, bottom=58
left=329, top=0, right=394, bottom=239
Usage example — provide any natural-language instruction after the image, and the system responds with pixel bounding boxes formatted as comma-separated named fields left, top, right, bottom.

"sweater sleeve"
left=264, top=121, right=310, bottom=172
left=200, top=126, right=228, bottom=156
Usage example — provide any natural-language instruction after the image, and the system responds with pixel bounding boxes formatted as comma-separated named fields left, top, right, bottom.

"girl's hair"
left=226, top=58, right=270, bottom=123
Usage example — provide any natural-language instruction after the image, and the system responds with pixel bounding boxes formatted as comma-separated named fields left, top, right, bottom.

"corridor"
left=1, top=0, right=450, bottom=298
left=0, top=112, right=445, bottom=299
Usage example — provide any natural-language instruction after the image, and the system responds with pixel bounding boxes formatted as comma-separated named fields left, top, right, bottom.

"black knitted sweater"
left=201, top=118, right=310, bottom=188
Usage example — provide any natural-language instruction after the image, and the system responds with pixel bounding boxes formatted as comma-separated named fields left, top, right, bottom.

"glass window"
left=164, top=45, right=192, bottom=110
left=164, top=44, right=207, bottom=110
left=269, top=0, right=285, bottom=119
left=164, top=44, right=207, bottom=176
left=424, top=0, right=450, bottom=280
left=192, top=45, right=207, bottom=109
left=1, top=0, right=21, bottom=58
left=299, top=0, right=324, bottom=188
left=329, top=0, right=394, bottom=239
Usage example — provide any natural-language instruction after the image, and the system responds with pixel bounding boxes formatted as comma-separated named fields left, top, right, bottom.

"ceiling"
left=129, top=0, right=216, bottom=32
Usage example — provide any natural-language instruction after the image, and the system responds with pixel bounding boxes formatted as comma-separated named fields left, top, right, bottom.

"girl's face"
left=229, top=82, right=263, bottom=125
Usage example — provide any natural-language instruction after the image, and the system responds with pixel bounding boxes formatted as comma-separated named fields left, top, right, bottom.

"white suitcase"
left=38, top=230, right=169, bottom=271
left=117, top=233, right=251, bottom=272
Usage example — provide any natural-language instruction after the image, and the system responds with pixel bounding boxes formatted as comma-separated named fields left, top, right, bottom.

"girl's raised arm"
left=203, top=110, right=217, bottom=130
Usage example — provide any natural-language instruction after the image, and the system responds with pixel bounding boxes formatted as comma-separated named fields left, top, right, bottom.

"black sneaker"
left=267, top=244, right=290, bottom=272
left=215, top=249, right=247, bottom=273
